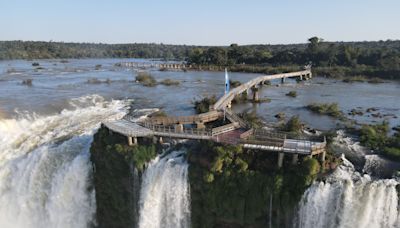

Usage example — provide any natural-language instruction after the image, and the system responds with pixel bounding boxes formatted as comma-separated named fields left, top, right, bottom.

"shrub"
left=229, top=80, right=242, bottom=88
left=359, top=122, right=389, bottom=150
left=367, top=77, right=384, bottom=84
left=283, top=116, right=303, bottom=133
left=285, top=91, right=297, bottom=97
left=193, top=95, right=217, bottom=114
left=160, top=78, right=180, bottom=86
left=239, top=112, right=263, bottom=128
left=306, top=102, right=342, bottom=117
left=383, top=147, right=400, bottom=161
left=135, top=72, right=157, bottom=87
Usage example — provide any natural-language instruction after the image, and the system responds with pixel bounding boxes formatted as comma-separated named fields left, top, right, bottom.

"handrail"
left=211, top=122, right=239, bottom=136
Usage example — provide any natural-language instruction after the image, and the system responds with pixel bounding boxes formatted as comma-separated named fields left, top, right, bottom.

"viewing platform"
left=103, top=68, right=326, bottom=168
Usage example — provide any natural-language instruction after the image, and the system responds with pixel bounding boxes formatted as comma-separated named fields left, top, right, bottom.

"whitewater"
left=138, top=150, right=191, bottom=228
left=296, top=131, right=400, bottom=228
left=0, top=95, right=128, bottom=228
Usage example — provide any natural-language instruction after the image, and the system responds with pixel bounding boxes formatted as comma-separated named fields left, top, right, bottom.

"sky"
left=1, top=0, right=399, bottom=45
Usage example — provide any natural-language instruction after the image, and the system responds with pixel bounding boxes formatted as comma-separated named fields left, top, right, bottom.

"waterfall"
left=0, top=95, right=128, bottom=228
left=296, top=131, right=400, bottom=228
left=138, top=150, right=191, bottom=228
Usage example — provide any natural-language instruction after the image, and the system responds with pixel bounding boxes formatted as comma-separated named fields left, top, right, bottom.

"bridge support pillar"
left=281, top=78, right=286, bottom=83
left=159, top=137, right=163, bottom=144
left=175, top=124, right=184, bottom=133
left=196, top=122, right=205, bottom=129
left=320, top=150, right=326, bottom=162
left=278, top=152, right=285, bottom=168
left=252, top=87, right=259, bottom=102
left=299, top=75, right=303, bottom=81
left=292, top=154, right=299, bottom=165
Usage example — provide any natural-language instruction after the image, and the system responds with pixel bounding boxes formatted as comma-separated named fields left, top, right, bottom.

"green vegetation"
left=359, top=122, right=400, bottom=161
left=342, top=75, right=366, bottom=83
left=367, top=77, right=385, bottom=83
left=149, top=110, right=168, bottom=118
left=90, top=126, right=159, bottom=228
left=359, top=122, right=389, bottom=150
left=188, top=141, right=331, bottom=228
left=193, top=95, right=217, bottom=114
left=285, top=90, right=297, bottom=97
left=239, top=112, right=263, bottom=128
left=135, top=72, right=157, bottom=87
left=282, top=116, right=303, bottom=133
left=2, top=38, right=400, bottom=79
left=160, top=78, right=180, bottom=86
left=229, top=80, right=242, bottom=88
left=232, top=91, right=248, bottom=103
left=306, top=102, right=343, bottom=118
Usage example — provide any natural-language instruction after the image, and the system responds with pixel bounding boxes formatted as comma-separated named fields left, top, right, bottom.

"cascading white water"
left=296, top=131, right=400, bottom=228
left=138, top=150, right=191, bottom=228
left=0, top=95, right=128, bottom=228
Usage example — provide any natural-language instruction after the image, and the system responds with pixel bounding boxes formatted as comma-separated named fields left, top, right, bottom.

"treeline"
left=1, top=38, right=400, bottom=79
left=187, top=37, right=400, bottom=79
left=0, top=41, right=196, bottom=60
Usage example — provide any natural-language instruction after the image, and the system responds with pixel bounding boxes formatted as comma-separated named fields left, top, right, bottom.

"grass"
left=160, top=78, right=180, bottom=86
left=135, top=72, right=157, bottom=87
left=367, top=77, right=385, bottom=84
left=285, top=91, right=297, bottom=98
left=342, top=75, right=366, bottom=83
left=306, top=102, right=342, bottom=118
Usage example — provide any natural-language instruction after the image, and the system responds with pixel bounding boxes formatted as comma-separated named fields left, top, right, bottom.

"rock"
left=349, top=109, right=363, bottom=116
left=371, top=113, right=382, bottom=118
left=366, top=107, right=378, bottom=113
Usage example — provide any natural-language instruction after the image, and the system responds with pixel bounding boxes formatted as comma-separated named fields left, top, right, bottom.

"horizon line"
left=1, top=38, right=400, bottom=47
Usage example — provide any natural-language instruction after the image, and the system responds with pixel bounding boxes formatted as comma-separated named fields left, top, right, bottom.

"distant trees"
left=1, top=38, right=400, bottom=79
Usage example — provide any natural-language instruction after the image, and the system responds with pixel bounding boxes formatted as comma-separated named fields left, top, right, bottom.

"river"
left=0, top=58, right=399, bottom=227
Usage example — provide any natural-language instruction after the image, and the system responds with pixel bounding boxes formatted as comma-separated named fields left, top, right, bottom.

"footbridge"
left=213, top=69, right=312, bottom=110
left=103, top=68, right=325, bottom=168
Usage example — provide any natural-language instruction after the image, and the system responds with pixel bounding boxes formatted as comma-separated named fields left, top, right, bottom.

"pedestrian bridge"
left=103, top=68, right=326, bottom=167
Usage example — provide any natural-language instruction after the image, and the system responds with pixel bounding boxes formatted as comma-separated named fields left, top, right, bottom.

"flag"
left=225, top=68, right=229, bottom=94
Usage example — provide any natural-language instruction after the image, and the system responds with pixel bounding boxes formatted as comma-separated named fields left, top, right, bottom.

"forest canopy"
left=1, top=37, right=399, bottom=79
